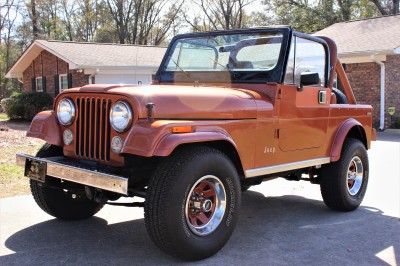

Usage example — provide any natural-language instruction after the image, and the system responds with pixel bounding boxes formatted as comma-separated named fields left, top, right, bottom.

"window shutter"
left=31, top=78, right=36, bottom=92
left=67, top=73, right=72, bottom=88
left=54, top=75, right=59, bottom=96
left=42, top=77, right=46, bottom=93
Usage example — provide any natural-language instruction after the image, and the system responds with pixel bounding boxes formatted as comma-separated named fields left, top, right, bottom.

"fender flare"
left=330, top=118, right=366, bottom=162
left=27, top=111, right=62, bottom=146
left=153, top=131, right=239, bottom=157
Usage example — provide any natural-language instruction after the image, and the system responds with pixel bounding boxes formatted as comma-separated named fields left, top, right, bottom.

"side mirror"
left=300, top=72, right=320, bottom=86
left=298, top=72, right=320, bottom=92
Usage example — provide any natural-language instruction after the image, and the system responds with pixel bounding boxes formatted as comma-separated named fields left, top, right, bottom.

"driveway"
left=0, top=133, right=399, bottom=265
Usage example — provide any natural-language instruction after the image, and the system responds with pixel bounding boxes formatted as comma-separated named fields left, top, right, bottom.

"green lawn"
left=0, top=117, right=45, bottom=198
left=0, top=113, right=8, bottom=121
left=0, top=144, right=44, bottom=198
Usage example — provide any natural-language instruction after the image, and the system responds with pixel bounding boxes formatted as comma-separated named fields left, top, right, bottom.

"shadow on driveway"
left=2, top=191, right=399, bottom=265
left=377, top=131, right=400, bottom=142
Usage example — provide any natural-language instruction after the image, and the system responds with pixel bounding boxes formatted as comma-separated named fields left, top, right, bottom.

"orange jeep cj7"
left=16, top=26, right=375, bottom=260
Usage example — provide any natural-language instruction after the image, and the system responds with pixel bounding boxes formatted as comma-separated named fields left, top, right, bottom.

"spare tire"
left=332, top=88, right=348, bottom=104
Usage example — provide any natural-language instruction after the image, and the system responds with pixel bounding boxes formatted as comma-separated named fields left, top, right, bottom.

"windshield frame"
left=155, top=27, right=292, bottom=84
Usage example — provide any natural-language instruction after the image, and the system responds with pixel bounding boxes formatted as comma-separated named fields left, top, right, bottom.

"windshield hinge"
left=277, top=89, right=282, bottom=99
left=274, top=128, right=280, bottom=139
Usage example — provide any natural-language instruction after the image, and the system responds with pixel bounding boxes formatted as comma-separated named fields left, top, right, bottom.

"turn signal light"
left=172, top=126, right=192, bottom=133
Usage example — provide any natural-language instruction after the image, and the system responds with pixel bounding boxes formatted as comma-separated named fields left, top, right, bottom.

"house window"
left=59, top=74, right=69, bottom=91
left=36, top=77, right=44, bottom=92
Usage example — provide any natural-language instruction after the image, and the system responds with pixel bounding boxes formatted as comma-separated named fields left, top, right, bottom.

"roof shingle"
left=36, top=40, right=167, bottom=68
left=314, top=15, right=400, bottom=55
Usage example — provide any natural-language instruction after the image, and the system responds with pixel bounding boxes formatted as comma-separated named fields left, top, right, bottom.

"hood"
left=69, top=84, right=258, bottom=119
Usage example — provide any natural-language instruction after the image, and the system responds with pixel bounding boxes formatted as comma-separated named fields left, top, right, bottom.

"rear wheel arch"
left=331, top=119, right=368, bottom=162
left=347, top=126, right=367, bottom=148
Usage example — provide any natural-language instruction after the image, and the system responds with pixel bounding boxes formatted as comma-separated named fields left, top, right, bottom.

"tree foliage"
left=268, top=0, right=387, bottom=33
left=0, top=0, right=398, bottom=100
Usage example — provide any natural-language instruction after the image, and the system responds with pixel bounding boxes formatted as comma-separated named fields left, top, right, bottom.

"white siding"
left=95, top=74, right=152, bottom=85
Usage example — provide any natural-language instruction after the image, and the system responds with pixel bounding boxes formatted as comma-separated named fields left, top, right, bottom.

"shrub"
left=1, top=92, right=53, bottom=120
left=392, top=116, right=400, bottom=129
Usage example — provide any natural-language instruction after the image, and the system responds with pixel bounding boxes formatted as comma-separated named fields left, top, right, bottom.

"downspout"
left=88, top=68, right=99, bottom=84
left=371, top=55, right=385, bottom=131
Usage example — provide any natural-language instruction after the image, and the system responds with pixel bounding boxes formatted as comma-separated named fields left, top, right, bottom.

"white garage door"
left=95, top=74, right=151, bottom=85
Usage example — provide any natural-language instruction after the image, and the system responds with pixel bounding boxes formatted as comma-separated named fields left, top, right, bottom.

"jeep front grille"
left=75, top=97, right=112, bottom=162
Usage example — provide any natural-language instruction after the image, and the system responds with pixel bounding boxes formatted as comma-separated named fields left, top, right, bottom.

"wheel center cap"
left=348, top=171, right=356, bottom=180
left=202, top=199, right=212, bottom=212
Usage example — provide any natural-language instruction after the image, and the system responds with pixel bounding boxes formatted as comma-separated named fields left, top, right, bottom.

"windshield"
left=158, top=30, right=288, bottom=83
left=155, top=27, right=291, bottom=84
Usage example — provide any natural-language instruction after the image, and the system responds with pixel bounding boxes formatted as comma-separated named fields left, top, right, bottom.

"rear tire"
left=320, top=138, right=369, bottom=211
left=30, top=143, right=105, bottom=220
left=145, top=146, right=241, bottom=260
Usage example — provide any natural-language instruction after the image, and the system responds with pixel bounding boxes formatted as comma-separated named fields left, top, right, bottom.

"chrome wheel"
left=347, top=156, right=364, bottom=196
left=185, top=175, right=226, bottom=236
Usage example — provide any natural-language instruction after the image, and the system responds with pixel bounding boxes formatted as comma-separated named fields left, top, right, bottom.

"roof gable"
left=314, top=15, right=400, bottom=56
left=6, top=40, right=167, bottom=78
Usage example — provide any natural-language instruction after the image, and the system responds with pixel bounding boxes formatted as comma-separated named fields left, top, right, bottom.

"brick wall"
left=385, top=54, right=400, bottom=128
left=345, top=62, right=381, bottom=128
left=22, top=64, right=33, bottom=93
left=71, top=69, right=89, bottom=88
left=22, top=50, right=90, bottom=98
left=345, top=54, right=400, bottom=129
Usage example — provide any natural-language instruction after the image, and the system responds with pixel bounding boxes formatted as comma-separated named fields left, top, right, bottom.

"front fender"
left=153, top=131, right=238, bottom=156
left=121, top=120, right=239, bottom=158
left=330, top=118, right=366, bottom=162
left=27, top=111, right=62, bottom=146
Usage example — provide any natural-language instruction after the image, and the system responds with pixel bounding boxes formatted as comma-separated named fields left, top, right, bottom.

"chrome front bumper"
left=16, top=154, right=128, bottom=195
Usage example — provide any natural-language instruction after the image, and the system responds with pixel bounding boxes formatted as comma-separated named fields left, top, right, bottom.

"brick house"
left=6, top=40, right=167, bottom=98
left=315, top=15, right=400, bottom=129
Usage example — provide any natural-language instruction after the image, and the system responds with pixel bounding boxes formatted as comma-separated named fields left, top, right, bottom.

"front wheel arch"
left=173, top=141, right=245, bottom=178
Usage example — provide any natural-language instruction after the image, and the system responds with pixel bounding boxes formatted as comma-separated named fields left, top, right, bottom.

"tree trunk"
left=393, top=0, right=399, bottom=14
left=31, top=0, right=39, bottom=38
left=370, top=0, right=389, bottom=15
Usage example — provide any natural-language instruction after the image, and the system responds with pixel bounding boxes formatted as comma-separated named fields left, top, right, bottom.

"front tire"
left=320, top=138, right=369, bottom=211
left=30, top=143, right=105, bottom=220
left=144, top=146, right=241, bottom=260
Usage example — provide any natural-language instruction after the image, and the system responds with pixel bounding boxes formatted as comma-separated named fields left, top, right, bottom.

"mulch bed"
left=0, top=121, right=9, bottom=131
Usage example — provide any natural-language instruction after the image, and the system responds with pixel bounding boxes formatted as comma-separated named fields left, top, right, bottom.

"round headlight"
left=57, top=98, right=75, bottom=126
left=110, top=101, right=132, bottom=133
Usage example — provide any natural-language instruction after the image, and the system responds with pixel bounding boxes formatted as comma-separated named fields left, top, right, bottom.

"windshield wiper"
left=168, top=58, right=192, bottom=78
left=209, top=57, right=239, bottom=79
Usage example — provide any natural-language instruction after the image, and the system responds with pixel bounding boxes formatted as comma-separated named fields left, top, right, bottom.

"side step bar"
left=16, top=154, right=128, bottom=195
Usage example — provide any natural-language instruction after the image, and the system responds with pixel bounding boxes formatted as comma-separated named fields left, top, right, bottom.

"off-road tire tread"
left=144, top=146, right=232, bottom=260
left=320, top=138, right=369, bottom=211
left=30, top=143, right=104, bottom=220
